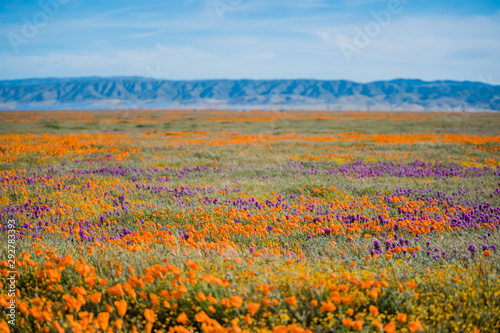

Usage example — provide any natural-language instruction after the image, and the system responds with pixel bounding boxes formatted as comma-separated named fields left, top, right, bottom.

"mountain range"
left=0, top=77, right=499, bottom=111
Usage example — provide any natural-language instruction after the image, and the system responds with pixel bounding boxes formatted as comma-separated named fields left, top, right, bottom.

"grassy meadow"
left=1, top=110, right=500, bottom=333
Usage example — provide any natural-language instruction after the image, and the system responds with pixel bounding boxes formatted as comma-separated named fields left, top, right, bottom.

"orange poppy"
left=284, top=296, right=297, bottom=306
left=231, top=296, right=244, bottom=308
left=409, top=321, right=424, bottom=332
left=195, top=311, right=209, bottom=323
left=106, top=283, right=125, bottom=297
left=246, top=302, right=260, bottom=316
left=369, top=289, right=378, bottom=299
left=88, top=292, right=102, bottom=304
left=144, top=309, right=155, bottom=323
left=177, top=312, right=189, bottom=325
left=369, top=305, right=378, bottom=317
left=319, top=301, right=336, bottom=312
left=96, top=312, right=110, bottom=330
left=384, top=321, right=396, bottom=333
left=352, top=320, right=364, bottom=331
left=186, top=259, right=200, bottom=270
left=342, top=319, right=353, bottom=329
left=114, top=300, right=127, bottom=317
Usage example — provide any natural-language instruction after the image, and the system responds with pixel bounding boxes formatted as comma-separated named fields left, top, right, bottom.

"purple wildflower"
left=123, top=227, right=133, bottom=235
left=468, top=244, right=476, bottom=256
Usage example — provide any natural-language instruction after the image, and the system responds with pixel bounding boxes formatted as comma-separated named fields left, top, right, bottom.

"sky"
left=0, top=0, right=499, bottom=83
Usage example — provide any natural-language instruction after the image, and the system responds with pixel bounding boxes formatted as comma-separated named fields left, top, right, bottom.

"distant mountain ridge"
left=0, top=77, right=498, bottom=111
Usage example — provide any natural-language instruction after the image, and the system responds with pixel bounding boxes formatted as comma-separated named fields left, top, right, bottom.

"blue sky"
left=0, top=0, right=499, bottom=82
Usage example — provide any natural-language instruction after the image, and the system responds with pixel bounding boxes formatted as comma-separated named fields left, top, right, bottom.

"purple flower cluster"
left=327, top=160, right=494, bottom=179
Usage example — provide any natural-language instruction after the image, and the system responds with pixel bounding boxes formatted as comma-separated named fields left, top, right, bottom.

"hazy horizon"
left=1, top=76, right=499, bottom=86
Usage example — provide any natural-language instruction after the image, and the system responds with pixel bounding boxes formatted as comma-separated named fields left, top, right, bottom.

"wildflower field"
left=1, top=110, right=500, bottom=333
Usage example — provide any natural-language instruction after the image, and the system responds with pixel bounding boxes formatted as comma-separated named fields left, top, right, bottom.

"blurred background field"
left=0, top=110, right=500, bottom=333
left=1, top=110, right=498, bottom=135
